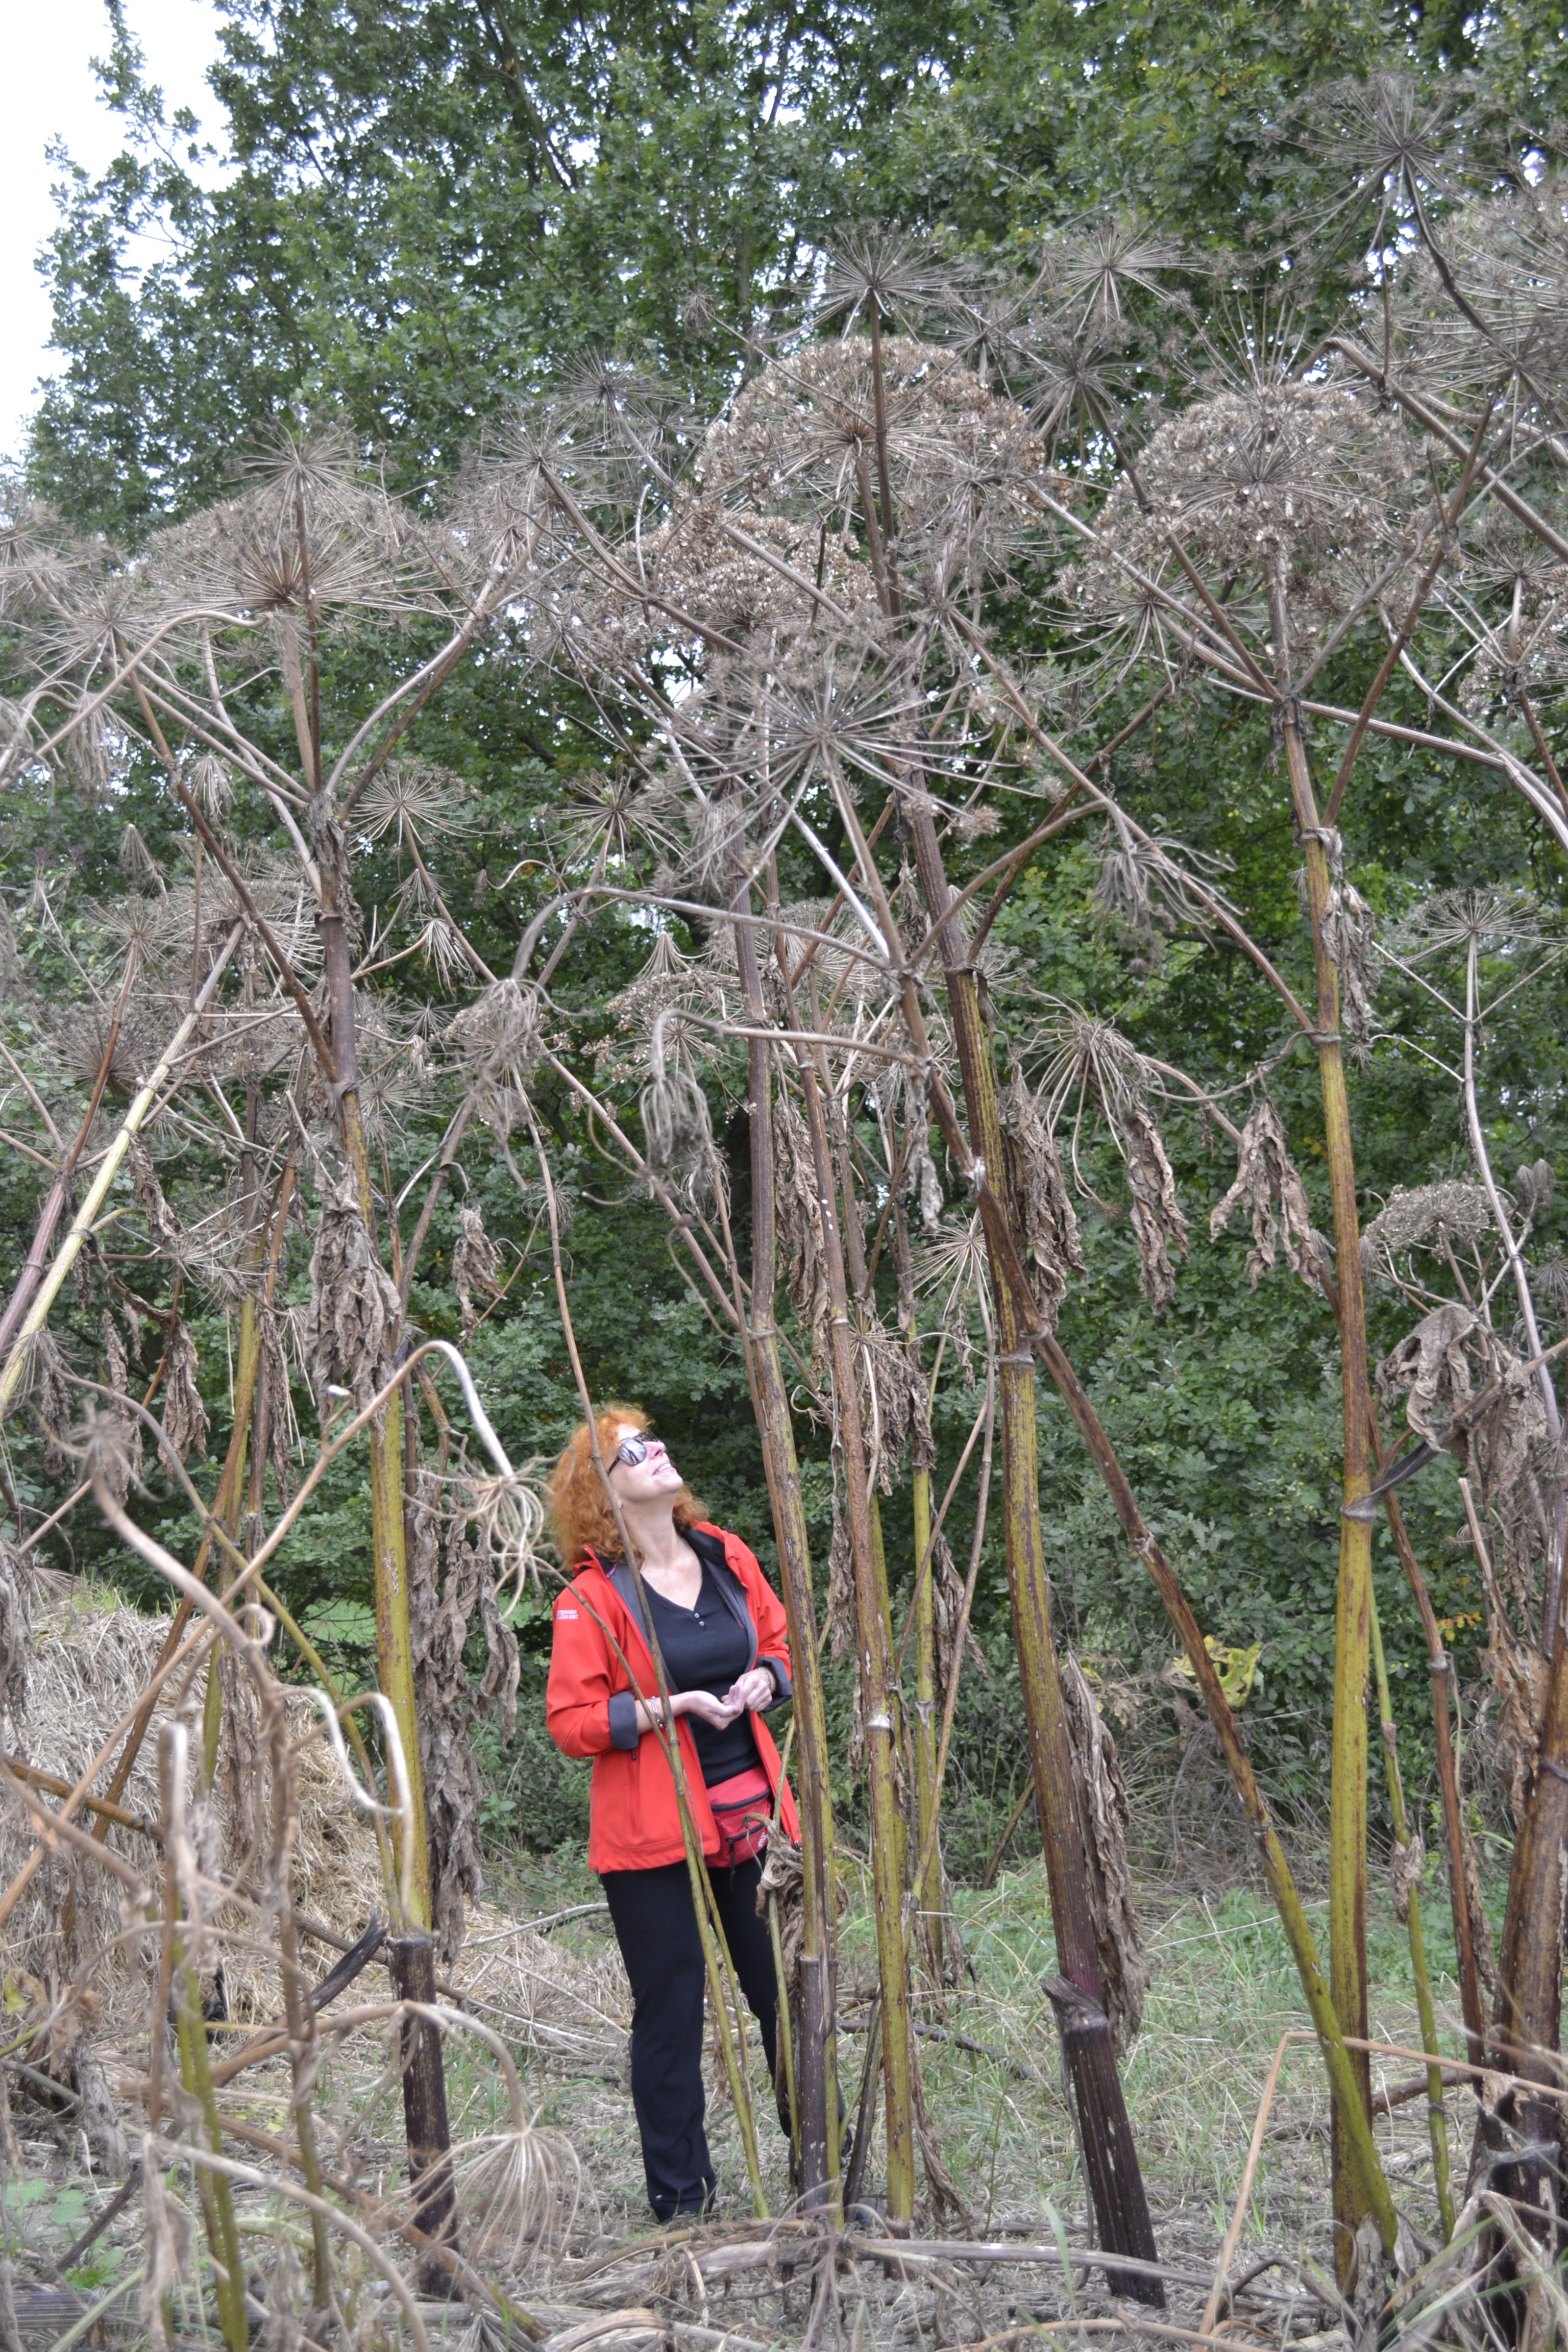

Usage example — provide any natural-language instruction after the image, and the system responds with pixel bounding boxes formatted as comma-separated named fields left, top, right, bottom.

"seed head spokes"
left=1046, top=215, right=1189, bottom=335
left=358, top=757, right=476, bottom=848
left=817, top=227, right=953, bottom=337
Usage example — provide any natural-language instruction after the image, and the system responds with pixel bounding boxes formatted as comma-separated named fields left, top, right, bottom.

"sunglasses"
left=611, top=1432, right=663, bottom=1468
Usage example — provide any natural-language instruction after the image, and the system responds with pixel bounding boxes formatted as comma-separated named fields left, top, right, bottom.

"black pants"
left=602, top=1854, right=779, bottom=2220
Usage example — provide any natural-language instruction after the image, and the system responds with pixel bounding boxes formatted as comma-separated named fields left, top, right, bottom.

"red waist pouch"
left=706, top=1764, right=773, bottom=1869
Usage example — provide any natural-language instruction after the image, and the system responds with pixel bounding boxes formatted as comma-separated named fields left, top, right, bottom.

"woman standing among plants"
left=546, top=1406, right=798, bottom=2220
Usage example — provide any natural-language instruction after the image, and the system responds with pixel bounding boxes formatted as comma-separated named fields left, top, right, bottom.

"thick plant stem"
left=893, top=791, right=1161, bottom=2295
left=316, top=848, right=430, bottom=1928
left=794, top=1055, right=916, bottom=2220
left=732, top=897, right=842, bottom=2207
left=161, top=1736, right=247, bottom=2352
left=173, top=1948, right=249, bottom=2352
left=94, top=1159, right=299, bottom=1843
left=1368, top=1586, right=1455, bottom=2239
left=909, top=1457, right=944, bottom=1982
left=1466, top=1482, right=1568, bottom=2254
left=887, top=993, right=1398, bottom=2248
left=1272, top=620, right=1377, bottom=2269
left=744, top=1309, right=843, bottom=2203
left=201, top=1294, right=261, bottom=1787
left=387, top=1933, right=459, bottom=2277
left=893, top=1201, right=945, bottom=1984
left=1374, top=1446, right=1485, bottom=2068
left=1317, top=1251, right=1485, bottom=2070
left=1027, top=1326, right=1397, bottom=2252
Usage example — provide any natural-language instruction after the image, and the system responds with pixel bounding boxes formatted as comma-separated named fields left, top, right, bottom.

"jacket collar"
left=587, top=1528, right=755, bottom=1664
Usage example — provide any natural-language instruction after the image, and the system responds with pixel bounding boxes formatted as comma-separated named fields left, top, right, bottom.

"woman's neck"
left=618, top=1499, right=689, bottom=1573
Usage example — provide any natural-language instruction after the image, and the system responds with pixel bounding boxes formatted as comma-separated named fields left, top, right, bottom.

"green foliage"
left=27, top=0, right=971, bottom=531
left=8, top=0, right=1568, bottom=1885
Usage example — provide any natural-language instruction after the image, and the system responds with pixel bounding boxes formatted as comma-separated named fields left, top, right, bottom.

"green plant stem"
left=910, top=1456, right=944, bottom=1980
left=878, top=947, right=1398, bottom=2253
left=731, top=892, right=843, bottom=2206
left=768, top=1891, right=799, bottom=2174
left=93, top=1338, right=266, bottom=1831
left=880, top=779, right=1160, bottom=2290
left=791, top=1052, right=916, bottom=2220
left=201, top=1291, right=260, bottom=1787
left=174, top=1947, right=249, bottom=2352
left=771, top=916, right=914, bottom=2213
left=1271, top=592, right=1378, bottom=2272
left=1367, top=1585, right=1454, bottom=2239
left=322, top=931, right=429, bottom=1928
left=1370, top=1425, right=1485, bottom=2068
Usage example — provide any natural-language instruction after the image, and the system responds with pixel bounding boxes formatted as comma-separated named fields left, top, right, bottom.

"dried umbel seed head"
left=455, top=2114, right=583, bottom=2263
left=1360, top=1182, right=1496, bottom=1275
left=17, top=1327, right=77, bottom=1475
left=99, top=1310, right=143, bottom=1504
left=1092, top=814, right=1230, bottom=959
left=1067, top=379, right=1417, bottom=657
left=444, top=976, right=542, bottom=1088
left=127, top=1138, right=182, bottom=1256
left=359, top=754, right=475, bottom=847
left=1390, top=886, right=1552, bottom=961
left=117, top=822, right=161, bottom=885
left=187, top=752, right=233, bottom=816
left=1538, top=1255, right=1568, bottom=1312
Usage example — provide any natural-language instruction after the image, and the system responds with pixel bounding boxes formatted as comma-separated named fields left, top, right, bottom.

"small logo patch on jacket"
left=555, top=1607, right=579, bottom=1620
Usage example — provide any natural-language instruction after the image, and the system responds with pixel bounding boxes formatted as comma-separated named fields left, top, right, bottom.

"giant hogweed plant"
left=473, top=149, right=1568, bottom=2291
left=1, top=78, right=1567, bottom=2328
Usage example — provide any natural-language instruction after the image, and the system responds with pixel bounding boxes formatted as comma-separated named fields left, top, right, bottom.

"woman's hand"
left=674, top=1688, right=745, bottom=1729
left=723, top=1667, right=776, bottom=1714
left=635, top=1687, right=745, bottom=1734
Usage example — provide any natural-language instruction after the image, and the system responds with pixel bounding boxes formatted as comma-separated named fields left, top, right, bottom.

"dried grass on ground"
left=0, top=1584, right=1480, bottom=2346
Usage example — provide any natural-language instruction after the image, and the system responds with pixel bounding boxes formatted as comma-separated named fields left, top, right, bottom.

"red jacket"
left=546, top=1523, right=799, bottom=1873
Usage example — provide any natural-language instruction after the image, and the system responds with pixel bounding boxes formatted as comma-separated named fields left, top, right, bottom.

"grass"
left=0, top=1811, right=1491, bottom=2346
left=479, top=1830, right=1481, bottom=2272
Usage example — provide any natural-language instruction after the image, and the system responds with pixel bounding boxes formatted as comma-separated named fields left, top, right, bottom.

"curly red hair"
left=547, top=1403, right=705, bottom=1570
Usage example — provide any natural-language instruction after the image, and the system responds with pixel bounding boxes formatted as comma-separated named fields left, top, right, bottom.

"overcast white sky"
left=2, top=0, right=224, bottom=463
